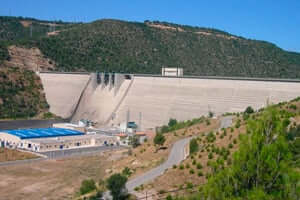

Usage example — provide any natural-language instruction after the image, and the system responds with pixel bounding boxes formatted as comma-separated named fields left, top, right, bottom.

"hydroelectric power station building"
left=0, top=128, right=118, bottom=152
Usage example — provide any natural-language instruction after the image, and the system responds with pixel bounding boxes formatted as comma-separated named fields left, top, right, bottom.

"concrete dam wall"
left=39, top=72, right=90, bottom=118
left=111, top=76, right=300, bottom=129
left=40, top=73, right=300, bottom=129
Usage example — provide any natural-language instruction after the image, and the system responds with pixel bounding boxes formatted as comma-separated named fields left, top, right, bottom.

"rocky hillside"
left=0, top=66, right=49, bottom=119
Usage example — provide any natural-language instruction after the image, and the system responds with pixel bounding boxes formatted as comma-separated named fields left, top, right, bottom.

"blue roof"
left=2, top=128, right=84, bottom=139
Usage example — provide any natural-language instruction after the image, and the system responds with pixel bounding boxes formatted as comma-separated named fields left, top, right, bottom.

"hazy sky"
left=1, top=0, right=299, bottom=52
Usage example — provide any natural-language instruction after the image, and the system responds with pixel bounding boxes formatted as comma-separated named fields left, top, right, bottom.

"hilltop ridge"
left=0, top=16, right=300, bottom=78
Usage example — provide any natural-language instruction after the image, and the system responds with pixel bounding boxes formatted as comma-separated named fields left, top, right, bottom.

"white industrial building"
left=0, top=128, right=119, bottom=152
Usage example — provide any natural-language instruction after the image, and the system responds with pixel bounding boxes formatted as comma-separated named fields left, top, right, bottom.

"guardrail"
left=133, top=74, right=300, bottom=83
left=39, top=71, right=300, bottom=83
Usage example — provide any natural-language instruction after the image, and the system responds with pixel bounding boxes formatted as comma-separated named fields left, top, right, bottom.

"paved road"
left=220, top=116, right=233, bottom=129
left=125, top=116, right=234, bottom=192
left=126, top=137, right=191, bottom=192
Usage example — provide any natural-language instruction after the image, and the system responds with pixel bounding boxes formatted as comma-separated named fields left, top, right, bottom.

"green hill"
left=0, top=66, right=49, bottom=119
left=1, top=16, right=300, bottom=78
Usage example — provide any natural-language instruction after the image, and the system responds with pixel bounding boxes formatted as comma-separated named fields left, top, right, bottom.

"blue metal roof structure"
left=2, top=128, right=84, bottom=139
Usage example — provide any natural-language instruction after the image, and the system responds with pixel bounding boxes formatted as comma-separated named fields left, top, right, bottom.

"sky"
left=1, top=0, right=299, bottom=52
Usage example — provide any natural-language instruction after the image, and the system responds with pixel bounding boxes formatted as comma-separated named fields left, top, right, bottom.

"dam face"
left=112, top=76, right=300, bottom=129
left=39, top=72, right=90, bottom=118
left=40, top=73, right=300, bottom=129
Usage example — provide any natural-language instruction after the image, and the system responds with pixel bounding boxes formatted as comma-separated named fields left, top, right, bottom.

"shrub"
left=179, top=165, right=184, bottom=170
left=235, top=119, right=241, bottom=128
left=208, top=152, right=213, bottom=159
left=244, top=106, right=254, bottom=114
left=122, top=167, right=132, bottom=177
left=189, top=138, right=199, bottom=154
left=186, top=163, right=190, bottom=168
left=233, top=138, right=237, bottom=144
left=198, top=171, right=203, bottom=177
left=186, top=182, right=194, bottom=189
left=166, top=195, right=173, bottom=200
left=206, top=119, right=211, bottom=125
left=106, top=173, right=128, bottom=200
left=197, top=163, right=203, bottom=169
left=289, top=104, right=297, bottom=110
left=154, top=132, right=165, bottom=146
left=173, top=164, right=177, bottom=169
left=192, top=160, right=197, bottom=165
left=230, top=127, right=234, bottom=132
left=189, top=169, right=195, bottom=174
left=80, top=179, right=96, bottom=195
left=228, top=143, right=233, bottom=148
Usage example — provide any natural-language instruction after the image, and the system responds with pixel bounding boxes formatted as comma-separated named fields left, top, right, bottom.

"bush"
left=189, top=138, right=199, bottom=154
left=189, top=169, right=195, bottom=174
left=192, top=160, right=197, bottom=165
left=244, top=106, right=254, bottom=114
left=80, top=179, right=96, bottom=195
left=228, top=143, right=233, bottom=148
left=208, top=152, right=213, bottom=159
left=154, top=132, right=165, bottom=146
left=168, top=118, right=178, bottom=127
left=179, top=165, right=184, bottom=170
left=186, top=163, right=190, bottom=168
left=206, top=119, right=211, bottom=125
left=233, top=138, right=237, bottom=144
left=196, top=163, right=203, bottom=169
left=235, top=119, right=241, bottom=128
left=173, top=164, right=177, bottom=169
left=122, top=167, right=132, bottom=177
left=106, top=173, right=128, bottom=200
left=198, top=171, right=203, bottom=177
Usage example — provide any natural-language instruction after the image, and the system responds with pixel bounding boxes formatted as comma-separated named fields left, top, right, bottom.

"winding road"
left=125, top=116, right=233, bottom=192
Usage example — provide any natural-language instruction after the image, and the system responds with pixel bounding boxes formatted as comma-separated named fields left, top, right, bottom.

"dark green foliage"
left=208, top=152, right=213, bottom=159
left=154, top=132, right=166, bottom=146
left=168, top=118, right=177, bottom=127
left=0, top=42, right=9, bottom=63
left=88, top=191, right=103, bottom=200
left=189, top=169, right=195, bottom=174
left=200, top=107, right=300, bottom=199
left=189, top=138, right=199, bottom=154
left=235, top=119, right=241, bottom=128
left=196, top=163, right=203, bottom=169
left=198, top=171, right=203, bottom=177
left=0, top=66, right=49, bottom=119
left=160, top=117, right=205, bottom=134
left=106, top=173, right=128, bottom=200
left=122, top=167, right=132, bottom=177
left=245, top=106, right=254, bottom=114
left=3, top=17, right=299, bottom=78
left=206, top=132, right=216, bottom=143
left=79, top=179, right=96, bottom=195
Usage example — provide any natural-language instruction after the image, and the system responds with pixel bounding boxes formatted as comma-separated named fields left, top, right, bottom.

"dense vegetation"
left=1, top=16, right=300, bottom=78
left=0, top=66, right=49, bottom=119
left=174, top=105, right=300, bottom=200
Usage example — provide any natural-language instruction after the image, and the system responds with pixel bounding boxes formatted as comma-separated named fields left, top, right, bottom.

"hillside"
left=0, top=17, right=300, bottom=78
left=0, top=66, right=50, bottom=119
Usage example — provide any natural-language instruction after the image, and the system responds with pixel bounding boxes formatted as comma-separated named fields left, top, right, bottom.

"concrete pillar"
left=108, top=73, right=114, bottom=90
left=114, top=73, right=125, bottom=96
